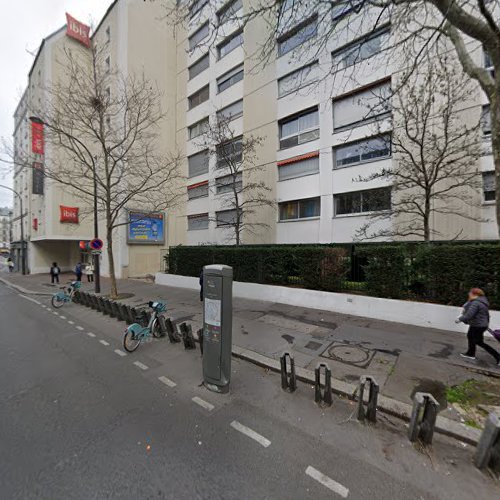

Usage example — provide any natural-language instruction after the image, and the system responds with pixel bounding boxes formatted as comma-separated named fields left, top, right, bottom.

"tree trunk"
left=107, top=227, right=118, bottom=299
left=424, top=196, right=431, bottom=242
left=492, top=96, right=500, bottom=238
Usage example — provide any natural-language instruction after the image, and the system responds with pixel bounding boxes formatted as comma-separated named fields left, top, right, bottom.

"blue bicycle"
left=51, top=281, right=82, bottom=308
left=123, top=301, right=167, bottom=352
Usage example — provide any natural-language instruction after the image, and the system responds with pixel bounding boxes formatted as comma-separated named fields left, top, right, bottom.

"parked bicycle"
left=123, top=301, right=167, bottom=352
left=51, top=280, right=82, bottom=308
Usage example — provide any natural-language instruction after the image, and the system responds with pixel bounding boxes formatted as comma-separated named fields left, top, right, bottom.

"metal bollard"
left=314, top=362, right=333, bottom=407
left=179, top=322, right=196, bottom=350
left=475, top=412, right=500, bottom=471
left=164, top=317, right=181, bottom=343
left=80, top=292, right=89, bottom=307
left=156, top=315, right=167, bottom=337
left=125, top=306, right=136, bottom=324
left=90, top=295, right=99, bottom=310
left=115, top=303, right=126, bottom=322
left=357, top=375, right=379, bottom=423
left=280, top=352, right=297, bottom=393
left=73, top=290, right=81, bottom=304
left=103, top=298, right=113, bottom=316
left=197, top=328, right=204, bottom=355
left=408, top=392, right=439, bottom=445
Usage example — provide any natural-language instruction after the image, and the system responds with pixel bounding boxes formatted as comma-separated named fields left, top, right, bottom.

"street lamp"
left=29, top=116, right=100, bottom=293
left=0, top=184, right=26, bottom=274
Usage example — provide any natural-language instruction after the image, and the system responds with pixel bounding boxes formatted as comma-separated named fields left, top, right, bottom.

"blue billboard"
left=127, top=211, right=165, bottom=244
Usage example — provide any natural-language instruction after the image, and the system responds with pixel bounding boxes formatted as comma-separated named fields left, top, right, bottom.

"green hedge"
left=167, top=242, right=500, bottom=309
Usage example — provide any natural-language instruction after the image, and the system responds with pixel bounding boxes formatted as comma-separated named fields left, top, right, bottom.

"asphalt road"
left=0, top=282, right=498, bottom=500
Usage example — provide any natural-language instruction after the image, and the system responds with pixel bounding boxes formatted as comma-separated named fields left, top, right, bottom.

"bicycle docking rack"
left=475, top=412, right=500, bottom=472
left=280, top=352, right=297, bottom=393
left=357, top=375, right=379, bottom=423
left=314, top=362, right=333, bottom=407
left=163, top=317, right=181, bottom=343
left=197, top=328, right=204, bottom=355
left=179, top=322, right=196, bottom=350
left=408, top=392, right=439, bottom=445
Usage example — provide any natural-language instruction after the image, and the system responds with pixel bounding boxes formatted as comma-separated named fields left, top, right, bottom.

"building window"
left=278, top=61, right=319, bottom=98
left=279, top=107, right=319, bottom=149
left=105, top=56, right=111, bottom=73
left=279, top=197, right=320, bottom=221
left=189, top=22, right=209, bottom=51
left=278, top=152, right=319, bottom=181
left=187, top=181, right=209, bottom=200
left=278, top=16, right=317, bottom=57
left=332, top=26, right=390, bottom=70
left=482, top=105, right=491, bottom=136
left=188, top=213, right=209, bottom=230
left=484, top=50, right=495, bottom=77
left=333, top=134, right=391, bottom=168
left=334, top=187, right=391, bottom=215
left=216, top=208, right=239, bottom=226
left=217, top=99, right=243, bottom=122
left=188, top=85, right=210, bottom=109
left=218, top=30, right=243, bottom=59
left=188, top=149, right=210, bottom=177
left=188, top=53, right=209, bottom=80
left=332, top=80, right=391, bottom=132
left=217, top=136, right=243, bottom=168
left=217, top=64, right=244, bottom=93
left=189, top=0, right=208, bottom=19
left=483, top=172, right=496, bottom=202
left=218, top=0, right=243, bottom=25
left=188, top=117, right=209, bottom=139
left=216, top=172, right=243, bottom=194
left=331, top=0, right=362, bottom=21
left=106, top=26, right=111, bottom=43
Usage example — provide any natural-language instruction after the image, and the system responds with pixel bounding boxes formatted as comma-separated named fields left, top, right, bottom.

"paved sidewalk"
left=2, top=271, right=500, bottom=424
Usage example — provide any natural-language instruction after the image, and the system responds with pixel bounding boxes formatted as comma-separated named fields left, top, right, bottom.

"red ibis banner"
left=31, top=121, right=44, bottom=155
left=60, top=205, right=79, bottom=224
left=66, top=13, right=91, bottom=48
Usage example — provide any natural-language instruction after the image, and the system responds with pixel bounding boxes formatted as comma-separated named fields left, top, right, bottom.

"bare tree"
left=23, top=43, right=180, bottom=298
left=167, top=0, right=500, bottom=235
left=199, top=118, right=274, bottom=245
left=355, top=54, right=484, bottom=241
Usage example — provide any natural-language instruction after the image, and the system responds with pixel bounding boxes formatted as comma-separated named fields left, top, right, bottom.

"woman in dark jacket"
left=457, top=288, right=500, bottom=366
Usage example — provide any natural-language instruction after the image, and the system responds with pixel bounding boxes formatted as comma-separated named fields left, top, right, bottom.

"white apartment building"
left=0, top=208, right=11, bottom=252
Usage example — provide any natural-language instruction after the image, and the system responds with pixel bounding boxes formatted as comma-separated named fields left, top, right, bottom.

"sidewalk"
left=2, top=271, right=500, bottom=428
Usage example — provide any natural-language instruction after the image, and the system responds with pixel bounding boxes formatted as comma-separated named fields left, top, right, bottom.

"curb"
left=0, top=277, right=53, bottom=296
left=231, top=345, right=482, bottom=446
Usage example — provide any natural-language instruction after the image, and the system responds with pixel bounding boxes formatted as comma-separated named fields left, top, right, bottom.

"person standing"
left=50, top=262, right=61, bottom=284
left=457, top=288, right=500, bottom=366
left=85, top=262, right=94, bottom=282
left=75, top=262, right=83, bottom=282
left=7, top=257, right=14, bottom=272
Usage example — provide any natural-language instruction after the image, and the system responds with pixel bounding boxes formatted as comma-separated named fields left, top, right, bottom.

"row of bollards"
left=279, top=351, right=500, bottom=472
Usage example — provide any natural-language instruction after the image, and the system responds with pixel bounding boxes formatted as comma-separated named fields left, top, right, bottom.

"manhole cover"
left=322, top=342, right=375, bottom=368
left=304, top=340, right=323, bottom=351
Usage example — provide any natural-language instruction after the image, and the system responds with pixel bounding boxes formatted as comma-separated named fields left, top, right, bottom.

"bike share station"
left=202, top=265, right=233, bottom=394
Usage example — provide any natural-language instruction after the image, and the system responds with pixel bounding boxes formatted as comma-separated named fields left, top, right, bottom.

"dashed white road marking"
left=59, top=316, right=66, bottom=320
left=192, top=397, right=214, bottom=411
left=133, top=361, right=149, bottom=370
left=158, top=376, right=177, bottom=388
left=53, top=311, right=59, bottom=315
left=87, top=332, right=96, bottom=338
left=305, top=466, right=349, bottom=498
left=114, top=349, right=127, bottom=357
left=19, top=294, right=41, bottom=305
left=99, top=340, right=110, bottom=346
left=230, top=421, right=271, bottom=448
left=76, top=326, right=84, bottom=331
left=67, top=320, right=74, bottom=325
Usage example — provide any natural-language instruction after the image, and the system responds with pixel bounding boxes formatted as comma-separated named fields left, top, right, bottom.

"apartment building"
left=0, top=208, right=11, bottom=252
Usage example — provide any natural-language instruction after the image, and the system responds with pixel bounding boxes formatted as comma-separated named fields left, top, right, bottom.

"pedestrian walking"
left=456, top=288, right=500, bottom=367
left=50, top=262, right=61, bottom=284
left=7, top=257, right=14, bottom=272
left=85, top=262, right=94, bottom=282
left=74, top=262, right=83, bottom=282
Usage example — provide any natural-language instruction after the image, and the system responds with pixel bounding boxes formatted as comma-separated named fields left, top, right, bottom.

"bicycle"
left=51, top=280, right=82, bottom=308
left=123, top=301, right=167, bottom=353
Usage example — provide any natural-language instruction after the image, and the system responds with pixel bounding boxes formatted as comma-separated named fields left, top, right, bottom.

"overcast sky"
left=0, top=0, right=114, bottom=207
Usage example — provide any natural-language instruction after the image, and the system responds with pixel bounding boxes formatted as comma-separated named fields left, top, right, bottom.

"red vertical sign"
left=60, top=206, right=79, bottom=224
left=31, top=121, right=44, bottom=154
left=66, top=13, right=91, bottom=48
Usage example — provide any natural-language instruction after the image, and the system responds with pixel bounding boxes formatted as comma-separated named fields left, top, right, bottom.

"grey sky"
left=0, top=0, right=114, bottom=207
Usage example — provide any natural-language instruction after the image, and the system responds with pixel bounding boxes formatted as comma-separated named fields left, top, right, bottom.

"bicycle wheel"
left=51, top=294, right=65, bottom=309
left=123, top=329, right=141, bottom=353
left=152, top=319, right=162, bottom=338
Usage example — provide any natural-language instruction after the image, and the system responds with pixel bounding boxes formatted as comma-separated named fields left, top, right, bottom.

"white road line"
left=158, top=376, right=176, bottom=388
left=99, top=340, right=110, bottom=346
left=230, top=421, right=271, bottom=448
left=19, top=294, right=41, bottom=305
left=192, top=397, right=214, bottom=411
left=53, top=311, right=59, bottom=315
left=67, top=320, right=74, bottom=325
left=114, top=349, right=127, bottom=357
left=133, top=361, right=149, bottom=370
left=76, top=326, right=84, bottom=331
left=59, top=316, right=66, bottom=320
left=87, top=332, right=96, bottom=338
left=305, top=466, right=349, bottom=498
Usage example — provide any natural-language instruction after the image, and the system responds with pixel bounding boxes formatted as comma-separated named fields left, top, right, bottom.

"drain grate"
left=322, top=342, right=375, bottom=368
left=304, top=340, right=323, bottom=351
